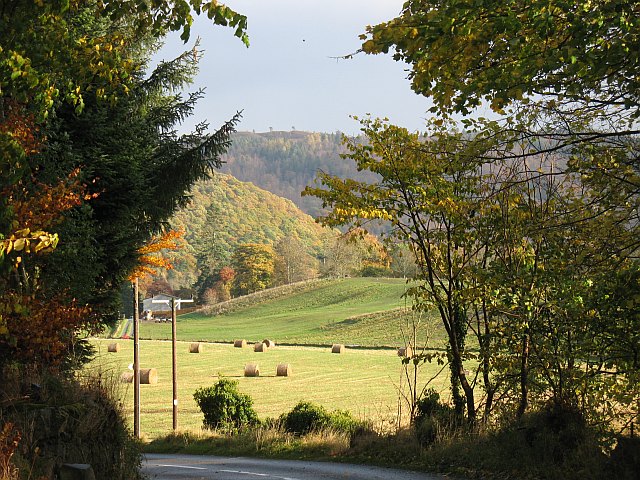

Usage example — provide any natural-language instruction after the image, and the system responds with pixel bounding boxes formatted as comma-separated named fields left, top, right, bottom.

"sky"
left=154, top=0, right=434, bottom=135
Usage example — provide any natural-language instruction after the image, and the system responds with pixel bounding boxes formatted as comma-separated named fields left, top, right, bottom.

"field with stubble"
left=89, top=338, right=449, bottom=440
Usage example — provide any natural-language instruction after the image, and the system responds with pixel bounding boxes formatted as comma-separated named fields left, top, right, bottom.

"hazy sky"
left=155, top=0, right=434, bottom=135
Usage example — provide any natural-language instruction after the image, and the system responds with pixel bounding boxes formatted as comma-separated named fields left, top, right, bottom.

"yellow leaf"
left=13, top=238, right=26, bottom=251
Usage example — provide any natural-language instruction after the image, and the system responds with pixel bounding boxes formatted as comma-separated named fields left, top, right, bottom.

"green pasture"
left=138, top=278, right=445, bottom=348
left=89, top=338, right=450, bottom=440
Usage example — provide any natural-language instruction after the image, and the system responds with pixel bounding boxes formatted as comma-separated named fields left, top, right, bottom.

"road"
left=143, top=453, right=446, bottom=480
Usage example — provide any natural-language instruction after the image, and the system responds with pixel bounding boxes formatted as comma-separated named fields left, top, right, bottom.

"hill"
left=139, top=277, right=444, bottom=348
left=165, top=173, right=335, bottom=288
left=219, top=131, right=380, bottom=218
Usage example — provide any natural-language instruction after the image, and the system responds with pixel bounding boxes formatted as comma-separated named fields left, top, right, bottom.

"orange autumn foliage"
left=0, top=293, right=96, bottom=367
left=128, top=228, right=185, bottom=280
left=7, top=168, right=97, bottom=231
left=0, top=101, right=43, bottom=155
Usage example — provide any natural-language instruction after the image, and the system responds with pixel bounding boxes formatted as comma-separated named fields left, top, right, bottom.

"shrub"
left=282, top=401, right=331, bottom=435
left=0, top=368, right=142, bottom=480
left=414, top=388, right=459, bottom=446
left=327, top=409, right=365, bottom=435
left=359, top=266, right=392, bottom=277
left=281, top=401, right=365, bottom=436
left=193, top=378, right=259, bottom=430
left=610, top=436, right=640, bottom=480
left=516, top=403, right=604, bottom=468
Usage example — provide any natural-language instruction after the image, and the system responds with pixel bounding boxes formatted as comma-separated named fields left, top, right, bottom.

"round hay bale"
left=331, top=344, right=345, bottom=354
left=254, top=342, right=268, bottom=352
left=107, top=342, right=120, bottom=353
left=120, top=372, right=134, bottom=383
left=262, top=339, right=275, bottom=348
left=189, top=342, right=203, bottom=353
left=397, top=346, right=413, bottom=358
left=140, top=368, right=158, bottom=385
left=233, top=339, right=247, bottom=348
left=276, top=363, right=291, bottom=377
left=244, top=364, right=259, bottom=377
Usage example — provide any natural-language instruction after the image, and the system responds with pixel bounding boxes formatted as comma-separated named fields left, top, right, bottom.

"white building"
left=142, top=293, right=181, bottom=314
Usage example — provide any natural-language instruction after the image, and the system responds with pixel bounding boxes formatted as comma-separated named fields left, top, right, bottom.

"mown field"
left=89, top=338, right=450, bottom=440
left=138, top=278, right=445, bottom=348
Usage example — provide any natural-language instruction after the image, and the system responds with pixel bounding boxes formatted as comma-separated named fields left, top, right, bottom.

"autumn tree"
left=361, top=1, right=640, bottom=119
left=0, top=173, right=96, bottom=369
left=0, top=0, right=249, bottom=372
left=388, top=243, right=418, bottom=279
left=359, top=0, right=640, bottom=230
left=200, top=265, right=234, bottom=305
left=0, top=2, right=249, bottom=478
left=145, top=278, right=174, bottom=298
left=308, top=116, right=640, bottom=432
left=273, top=236, right=318, bottom=286
left=231, top=244, right=276, bottom=296
left=358, top=2, right=640, bottom=431
left=319, top=229, right=389, bottom=278
left=307, top=118, right=492, bottom=421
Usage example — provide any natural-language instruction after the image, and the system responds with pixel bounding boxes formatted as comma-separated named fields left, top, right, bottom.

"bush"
left=610, top=436, right=640, bottom=480
left=414, top=388, right=459, bottom=446
left=327, top=409, right=365, bottom=435
left=516, top=403, right=605, bottom=468
left=282, top=401, right=331, bottom=435
left=281, top=401, right=365, bottom=436
left=0, top=367, right=142, bottom=480
left=358, top=266, right=392, bottom=277
left=193, top=378, right=259, bottom=431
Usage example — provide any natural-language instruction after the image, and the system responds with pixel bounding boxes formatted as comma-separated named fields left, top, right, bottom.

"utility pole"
left=152, top=295, right=193, bottom=431
left=171, top=297, right=178, bottom=430
left=133, top=278, right=140, bottom=438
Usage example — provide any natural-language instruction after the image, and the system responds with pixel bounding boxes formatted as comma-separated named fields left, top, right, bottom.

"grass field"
left=89, top=338, right=450, bottom=440
left=138, top=278, right=445, bottom=348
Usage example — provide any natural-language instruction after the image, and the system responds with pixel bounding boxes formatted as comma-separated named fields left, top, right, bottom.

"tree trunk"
left=517, top=332, right=530, bottom=418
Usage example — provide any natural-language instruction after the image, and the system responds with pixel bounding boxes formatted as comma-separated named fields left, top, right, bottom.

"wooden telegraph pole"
left=133, top=278, right=140, bottom=438
left=171, top=297, right=178, bottom=430
left=153, top=295, right=193, bottom=431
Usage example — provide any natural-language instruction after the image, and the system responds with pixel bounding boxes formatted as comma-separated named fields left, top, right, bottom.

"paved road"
left=143, top=453, right=445, bottom=480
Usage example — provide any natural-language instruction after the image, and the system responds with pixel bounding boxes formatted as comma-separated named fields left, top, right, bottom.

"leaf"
left=12, top=238, right=26, bottom=251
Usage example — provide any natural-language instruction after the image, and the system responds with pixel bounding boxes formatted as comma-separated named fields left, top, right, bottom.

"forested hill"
left=219, top=130, right=379, bottom=217
left=166, top=173, right=334, bottom=287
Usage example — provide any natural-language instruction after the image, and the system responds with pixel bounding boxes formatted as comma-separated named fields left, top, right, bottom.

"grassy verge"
left=143, top=428, right=355, bottom=461
left=143, top=417, right=620, bottom=480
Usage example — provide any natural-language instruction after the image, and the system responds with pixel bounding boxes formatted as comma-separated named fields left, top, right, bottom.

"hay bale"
left=254, top=342, right=268, bottom=352
left=140, top=368, right=158, bottom=384
left=397, top=346, right=413, bottom=358
left=107, top=343, right=120, bottom=353
left=331, top=344, right=345, bottom=354
left=189, top=342, right=203, bottom=353
left=120, top=372, right=134, bottom=383
left=262, top=339, right=275, bottom=348
left=233, top=339, right=247, bottom=348
left=244, top=364, right=259, bottom=377
left=276, top=363, right=291, bottom=377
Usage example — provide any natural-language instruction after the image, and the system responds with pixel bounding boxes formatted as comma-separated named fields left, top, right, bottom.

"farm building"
left=142, top=293, right=182, bottom=314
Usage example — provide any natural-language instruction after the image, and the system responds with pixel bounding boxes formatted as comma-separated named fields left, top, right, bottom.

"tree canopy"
left=0, top=0, right=247, bottom=370
left=307, top=116, right=640, bottom=430
left=361, top=0, right=640, bottom=118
